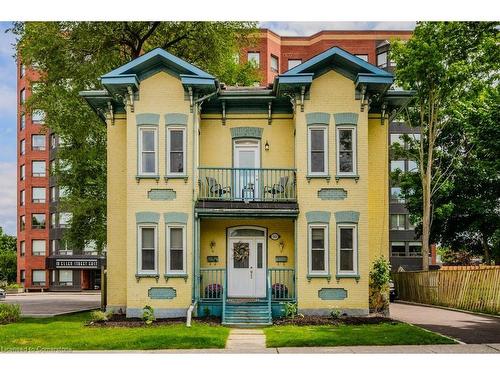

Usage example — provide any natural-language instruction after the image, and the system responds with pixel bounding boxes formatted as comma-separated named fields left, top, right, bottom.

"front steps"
left=223, top=300, right=272, bottom=327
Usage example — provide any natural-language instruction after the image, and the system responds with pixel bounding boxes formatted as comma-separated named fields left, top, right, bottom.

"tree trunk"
left=482, top=234, right=491, bottom=264
left=421, top=170, right=431, bottom=271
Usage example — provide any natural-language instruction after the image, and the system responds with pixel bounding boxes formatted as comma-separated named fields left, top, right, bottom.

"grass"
left=0, top=312, right=230, bottom=351
left=264, top=323, right=456, bottom=347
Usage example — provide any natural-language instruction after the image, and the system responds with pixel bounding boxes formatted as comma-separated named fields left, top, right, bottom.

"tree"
left=391, top=22, right=499, bottom=270
left=0, top=227, right=17, bottom=283
left=11, top=22, right=259, bottom=251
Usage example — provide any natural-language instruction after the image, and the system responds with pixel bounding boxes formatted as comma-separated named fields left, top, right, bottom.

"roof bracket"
left=300, top=86, right=305, bottom=112
left=188, top=87, right=194, bottom=113
left=107, top=101, right=114, bottom=126
left=359, top=85, right=367, bottom=112
left=268, top=101, right=272, bottom=125
left=380, top=102, right=387, bottom=125
left=127, top=86, right=134, bottom=113
left=221, top=101, right=226, bottom=126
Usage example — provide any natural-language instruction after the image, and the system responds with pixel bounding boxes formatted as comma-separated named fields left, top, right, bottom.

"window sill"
left=335, top=174, right=359, bottom=182
left=335, top=274, right=360, bottom=282
left=135, top=175, right=160, bottom=182
left=307, top=273, right=332, bottom=282
left=164, top=273, right=188, bottom=282
left=164, top=175, right=188, bottom=183
left=306, top=175, right=331, bottom=182
left=135, top=273, right=160, bottom=282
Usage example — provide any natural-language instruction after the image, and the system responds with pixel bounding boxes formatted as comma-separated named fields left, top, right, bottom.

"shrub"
left=0, top=303, right=21, bottom=324
left=90, top=310, right=113, bottom=322
left=284, top=302, right=302, bottom=319
left=330, top=308, right=341, bottom=319
left=369, top=256, right=391, bottom=313
left=142, top=305, right=156, bottom=325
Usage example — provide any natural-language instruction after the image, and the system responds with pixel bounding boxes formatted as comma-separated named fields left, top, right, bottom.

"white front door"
left=234, top=139, right=260, bottom=200
left=228, top=237, right=266, bottom=298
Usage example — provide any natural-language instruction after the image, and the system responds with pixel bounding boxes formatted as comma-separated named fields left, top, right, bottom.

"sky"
left=0, top=21, right=416, bottom=236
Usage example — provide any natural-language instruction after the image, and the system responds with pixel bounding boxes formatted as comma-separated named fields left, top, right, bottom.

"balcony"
left=198, top=167, right=296, bottom=202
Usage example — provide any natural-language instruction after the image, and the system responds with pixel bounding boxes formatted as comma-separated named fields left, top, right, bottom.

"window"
left=377, top=51, right=388, bottom=68
left=247, top=52, right=260, bottom=67
left=20, top=215, right=25, bottom=231
left=337, top=225, right=358, bottom=275
left=20, top=190, right=25, bottom=206
left=20, top=270, right=26, bottom=283
left=308, top=224, right=328, bottom=275
left=58, top=270, right=73, bottom=286
left=50, top=160, right=56, bottom=175
left=20, top=113, right=25, bottom=130
left=59, top=186, right=68, bottom=198
left=20, top=64, right=26, bottom=78
left=270, top=55, right=279, bottom=72
left=50, top=213, right=56, bottom=228
left=408, top=217, right=416, bottom=230
left=20, top=165, right=25, bottom=180
left=32, top=240, right=46, bottom=256
left=20, top=139, right=25, bottom=155
left=32, top=187, right=46, bottom=203
left=408, top=160, right=418, bottom=172
left=20, top=241, right=25, bottom=256
left=84, top=241, right=98, bottom=255
left=138, top=226, right=157, bottom=274
left=390, top=133, right=404, bottom=146
left=336, top=127, right=357, bottom=175
left=391, top=242, right=406, bottom=257
left=355, top=54, right=369, bottom=62
left=390, top=214, right=406, bottom=230
left=50, top=240, right=57, bottom=255
left=390, top=160, right=405, bottom=172
left=31, top=213, right=46, bottom=229
left=50, top=186, right=56, bottom=202
left=409, top=242, right=422, bottom=257
left=287, top=59, right=302, bottom=70
left=32, top=270, right=46, bottom=286
left=308, top=126, right=327, bottom=175
left=50, top=134, right=57, bottom=149
left=391, top=187, right=404, bottom=203
left=139, top=127, right=157, bottom=175
left=59, top=212, right=72, bottom=228
left=166, top=225, right=186, bottom=274
left=58, top=240, right=73, bottom=255
left=32, top=160, right=46, bottom=177
left=20, top=89, right=25, bottom=105
left=32, top=110, right=45, bottom=124
left=32, top=135, right=46, bottom=150
left=167, top=127, right=186, bottom=176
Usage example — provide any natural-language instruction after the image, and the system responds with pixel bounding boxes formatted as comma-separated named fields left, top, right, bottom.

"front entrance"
left=227, top=227, right=266, bottom=298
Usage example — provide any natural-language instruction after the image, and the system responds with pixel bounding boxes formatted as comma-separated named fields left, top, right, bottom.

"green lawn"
left=0, top=312, right=230, bottom=351
left=264, top=323, right=456, bottom=347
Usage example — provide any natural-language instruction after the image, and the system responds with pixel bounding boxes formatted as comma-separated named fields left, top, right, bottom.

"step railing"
left=269, top=268, right=295, bottom=301
left=200, top=268, right=225, bottom=300
left=198, top=167, right=296, bottom=202
left=267, top=270, right=272, bottom=322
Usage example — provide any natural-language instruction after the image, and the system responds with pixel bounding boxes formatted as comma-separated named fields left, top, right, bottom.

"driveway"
left=0, top=292, right=101, bottom=317
left=391, top=302, right=500, bottom=344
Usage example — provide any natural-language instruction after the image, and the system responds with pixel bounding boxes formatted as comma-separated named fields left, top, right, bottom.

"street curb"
left=394, top=300, right=500, bottom=320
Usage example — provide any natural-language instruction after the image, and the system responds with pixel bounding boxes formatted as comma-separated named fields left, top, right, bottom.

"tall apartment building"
left=16, top=60, right=105, bottom=291
left=241, top=29, right=430, bottom=270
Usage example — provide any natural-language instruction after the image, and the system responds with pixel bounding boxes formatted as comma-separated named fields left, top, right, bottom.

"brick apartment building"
left=16, top=60, right=105, bottom=291
left=240, top=29, right=432, bottom=270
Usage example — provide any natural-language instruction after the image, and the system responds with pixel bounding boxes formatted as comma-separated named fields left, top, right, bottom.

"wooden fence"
left=392, top=268, right=500, bottom=315
left=440, top=265, right=500, bottom=271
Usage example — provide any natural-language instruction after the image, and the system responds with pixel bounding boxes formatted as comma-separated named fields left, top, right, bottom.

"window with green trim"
left=308, top=224, right=329, bottom=275
left=166, top=225, right=186, bottom=275
left=138, top=225, right=157, bottom=274
left=308, top=126, right=328, bottom=176
left=139, top=127, right=158, bottom=175
left=337, top=224, right=358, bottom=275
left=166, top=127, right=186, bottom=176
left=336, top=126, right=357, bottom=176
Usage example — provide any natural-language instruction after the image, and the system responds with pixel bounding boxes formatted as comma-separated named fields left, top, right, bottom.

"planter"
left=6, top=288, right=24, bottom=294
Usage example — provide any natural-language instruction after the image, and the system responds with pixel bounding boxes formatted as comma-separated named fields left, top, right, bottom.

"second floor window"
left=59, top=212, right=72, bottom=228
left=247, top=52, right=260, bottom=67
left=308, top=224, right=329, bottom=275
left=20, top=241, right=25, bottom=256
left=20, top=139, right=25, bottom=155
left=20, top=113, right=25, bottom=130
left=32, top=270, right=46, bottom=286
left=138, top=225, right=157, bottom=274
left=270, top=55, right=279, bottom=73
left=355, top=54, right=369, bottom=62
left=32, top=187, right=46, bottom=203
left=32, top=110, right=46, bottom=124
left=20, top=190, right=25, bottom=206
left=139, top=127, right=157, bottom=175
left=308, top=126, right=327, bottom=175
left=167, top=127, right=186, bottom=176
left=336, top=127, right=357, bottom=175
left=20, top=215, right=25, bottom=231
left=390, top=214, right=406, bottom=230
left=287, top=59, right=302, bottom=70
left=32, top=240, right=46, bottom=256
left=337, top=224, right=358, bottom=275
left=166, top=225, right=186, bottom=274
left=391, top=187, right=405, bottom=203
left=377, top=51, right=388, bottom=68
left=32, top=160, right=46, bottom=177
left=31, top=213, right=46, bottom=229
left=50, top=134, right=57, bottom=149
left=20, top=165, right=25, bottom=180
left=32, top=134, right=46, bottom=151
left=20, top=89, right=25, bottom=105
left=50, top=213, right=56, bottom=228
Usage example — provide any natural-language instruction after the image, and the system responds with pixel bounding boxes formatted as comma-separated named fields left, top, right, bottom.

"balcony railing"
left=198, top=167, right=296, bottom=202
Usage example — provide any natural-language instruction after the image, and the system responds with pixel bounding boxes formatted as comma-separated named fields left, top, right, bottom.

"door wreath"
left=233, top=241, right=250, bottom=262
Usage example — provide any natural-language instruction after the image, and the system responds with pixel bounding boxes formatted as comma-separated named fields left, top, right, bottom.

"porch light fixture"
left=265, top=140, right=270, bottom=151
left=209, top=240, right=216, bottom=252
left=279, top=240, right=285, bottom=252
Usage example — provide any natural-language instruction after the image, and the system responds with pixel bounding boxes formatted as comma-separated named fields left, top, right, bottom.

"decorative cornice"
left=136, top=212, right=160, bottom=224
left=334, top=112, right=359, bottom=126
left=136, top=113, right=160, bottom=126
left=306, top=112, right=330, bottom=126
left=164, top=212, right=188, bottom=224
left=230, top=127, right=263, bottom=139
left=164, top=113, right=188, bottom=126
left=306, top=211, right=331, bottom=223
left=334, top=211, right=360, bottom=223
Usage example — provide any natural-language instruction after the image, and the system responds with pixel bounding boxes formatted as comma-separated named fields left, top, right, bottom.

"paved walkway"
left=225, top=329, right=267, bottom=351
left=391, top=301, right=500, bottom=344
left=0, top=292, right=101, bottom=317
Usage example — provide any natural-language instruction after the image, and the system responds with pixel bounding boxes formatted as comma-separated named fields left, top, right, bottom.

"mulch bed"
left=87, top=315, right=221, bottom=328
left=272, top=315, right=396, bottom=326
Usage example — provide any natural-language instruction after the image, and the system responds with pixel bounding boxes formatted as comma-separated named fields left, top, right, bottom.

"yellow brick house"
left=81, top=47, right=411, bottom=325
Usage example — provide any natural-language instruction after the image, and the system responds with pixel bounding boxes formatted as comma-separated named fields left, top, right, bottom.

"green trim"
left=164, top=274, right=188, bottom=281
left=136, top=212, right=160, bottom=224
left=230, top=127, right=263, bottom=139
left=148, top=189, right=176, bottom=201
left=306, top=211, right=331, bottom=223
left=306, top=174, right=331, bottom=182
left=335, top=174, right=360, bottom=182
left=135, top=274, right=160, bottom=281
left=136, top=113, right=160, bottom=126
left=148, top=287, right=177, bottom=299
left=334, top=112, right=359, bottom=126
left=136, top=175, right=160, bottom=182
left=165, top=113, right=188, bottom=126
left=164, top=212, right=188, bottom=224
left=335, top=274, right=360, bottom=282
left=334, top=211, right=360, bottom=223
left=317, top=188, right=347, bottom=200
left=306, top=112, right=330, bottom=126
left=318, top=288, right=348, bottom=300
left=307, top=274, right=332, bottom=281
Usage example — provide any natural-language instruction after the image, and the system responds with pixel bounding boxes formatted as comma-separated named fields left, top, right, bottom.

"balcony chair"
left=264, top=176, right=289, bottom=200
left=206, top=176, right=231, bottom=198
